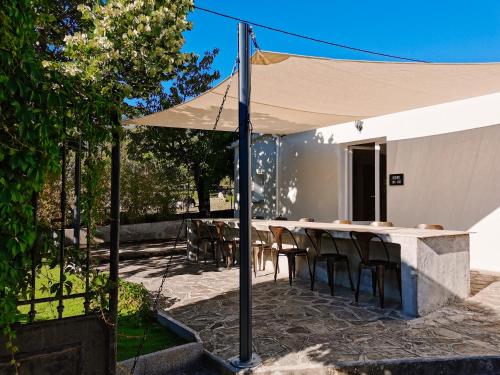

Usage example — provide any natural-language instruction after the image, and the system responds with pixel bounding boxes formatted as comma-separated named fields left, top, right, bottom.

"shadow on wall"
left=234, top=134, right=278, bottom=219
left=278, top=129, right=337, bottom=221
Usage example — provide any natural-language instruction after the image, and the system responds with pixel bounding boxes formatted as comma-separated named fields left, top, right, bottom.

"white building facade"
left=236, top=92, right=500, bottom=274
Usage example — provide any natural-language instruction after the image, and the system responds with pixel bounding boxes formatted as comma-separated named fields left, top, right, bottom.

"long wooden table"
left=187, top=219, right=470, bottom=317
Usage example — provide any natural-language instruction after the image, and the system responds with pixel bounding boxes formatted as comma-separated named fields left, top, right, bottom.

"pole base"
left=229, top=353, right=262, bottom=369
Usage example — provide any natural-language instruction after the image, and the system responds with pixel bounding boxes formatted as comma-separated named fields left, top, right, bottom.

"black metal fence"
left=17, top=138, right=93, bottom=323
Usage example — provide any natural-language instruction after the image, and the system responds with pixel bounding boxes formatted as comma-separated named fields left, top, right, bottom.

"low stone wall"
left=118, top=311, right=204, bottom=375
left=96, top=220, right=186, bottom=243
left=0, top=315, right=110, bottom=375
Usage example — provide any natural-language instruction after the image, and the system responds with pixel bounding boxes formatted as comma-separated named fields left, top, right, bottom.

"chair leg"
left=203, top=242, right=207, bottom=264
left=345, top=259, right=355, bottom=291
left=326, top=258, right=332, bottom=288
left=274, top=252, right=280, bottom=283
left=213, top=242, right=218, bottom=268
left=287, top=254, right=293, bottom=286
left=259, top=248, right=266, bottom=271
left=371, top=269, right=377, bottom=296
left=292, top=256, right=296, bottom=279
left=377, top=265, right=385, bottom=308
left=330, top=261, right=336, bottom=296
left=396, top=266, right=402, bottom=303
left=252, top=246, right=258, bottom=278
left=311, top=257, right=317, bottom=291
left=355, top=265, right=362, bottom=303
left=258, top=248, right=263, bottom=271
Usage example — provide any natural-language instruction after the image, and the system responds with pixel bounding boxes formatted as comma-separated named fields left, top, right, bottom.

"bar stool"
left=191, top=219, right=217, bottom=265
left=416, top=224, right=444, bottom=230
left=269, top=225, right=312, bottom=286
left=305, top=228, right=354, bottom=295
left=333, top=219, right=352, bottom=224
left=350, top=230, right=402, bottom=308
left=252, top=226, right=278, bottom=276
left=213, top=221, right=238, bottom=269
left=369, top=221, right=393, bottom=227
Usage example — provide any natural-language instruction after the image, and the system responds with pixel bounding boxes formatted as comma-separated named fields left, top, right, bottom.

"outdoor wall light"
left=355, top=120, right=364, bottom=132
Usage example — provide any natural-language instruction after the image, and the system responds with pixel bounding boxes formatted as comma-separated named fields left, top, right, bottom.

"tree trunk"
left=193, top=164, right=211, bottom=216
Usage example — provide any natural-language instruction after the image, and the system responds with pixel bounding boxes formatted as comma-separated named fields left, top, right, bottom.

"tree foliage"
left=1, top=0, right=193, bottom=359
left=128, top=49, right=236, bottom=215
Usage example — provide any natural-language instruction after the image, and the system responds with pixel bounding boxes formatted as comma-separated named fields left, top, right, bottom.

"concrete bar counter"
left=187, top=219, right=470, bottom=317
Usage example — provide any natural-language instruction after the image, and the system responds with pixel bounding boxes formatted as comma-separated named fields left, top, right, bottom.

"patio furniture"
left=252, top=226, right=278, bottom=276
left=416, top=224, right=444, bottom=230
left=305, top=228, right=354, bottom=295
left=213, top=220, right=239, bottom=269
left=269, top=225, right=312, bottom=286
left=333, top=219, right=352, bottom=224
left=370, top=221, right=393, bottom=227
left=350, top=230, right=402, bottom=308
left=191, top=219, right=217, bottom=265
left=299, top=217, right=315, bottom=222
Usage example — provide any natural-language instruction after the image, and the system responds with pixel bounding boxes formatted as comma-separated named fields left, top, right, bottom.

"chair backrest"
left=369, top=221, right=393, bottom=227
left=251, top=226, right=268, bottom=245
left=192, top=219, right=208, bottom=238
left=305, top=228, right=339, bottom=256
left=269, top=225, right=300, bottom=250
left=273, top=215, right=288, bottom=221
left=213, top=220, right=230, bottom=241
left=416, top=224, right=444, bottom=230
left=333, top=219, right=352, bottom=225
left=350, top=231, right=391, bottom=263
left=299, top=217, right=315, bottom=222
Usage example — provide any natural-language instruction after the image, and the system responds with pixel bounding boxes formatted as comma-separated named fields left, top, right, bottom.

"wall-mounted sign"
left=389, top=174, right=404, bottom=186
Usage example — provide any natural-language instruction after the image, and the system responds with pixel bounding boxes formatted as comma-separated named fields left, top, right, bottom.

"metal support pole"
left=28, top=193, right=38, bottom=323
left=230, top=22, right=261, bottom=369
left=109, top=115, right=121, bottom=375
left=73, top=138, right=81, bottom=250
left=57, top=141, right=67, bottom=319
left=84, top=142, right=92, bottom=315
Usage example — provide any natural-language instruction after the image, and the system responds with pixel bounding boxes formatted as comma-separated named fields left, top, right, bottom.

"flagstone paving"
left=118, top=245, right=500, bottom=371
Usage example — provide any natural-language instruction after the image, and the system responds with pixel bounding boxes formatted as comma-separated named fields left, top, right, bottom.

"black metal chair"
left=191, top=219, right=217, bottom=266
left=269, top=225, right=312, bottom=286
left=305, top=228, right=354, bottom=295
left=349, top=231, right=402, bottom=308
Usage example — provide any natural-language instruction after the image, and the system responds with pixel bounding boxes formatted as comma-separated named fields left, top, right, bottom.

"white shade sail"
left=126, top=50, right=500, bottom=135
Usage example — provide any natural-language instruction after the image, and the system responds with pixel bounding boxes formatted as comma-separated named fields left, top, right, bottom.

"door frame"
left=343, top=139, right=386, bottom=223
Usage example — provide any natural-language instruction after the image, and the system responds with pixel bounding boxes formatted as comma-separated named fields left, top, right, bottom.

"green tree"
left=128, top=49, right=236, bottom=215
left=1, top=0, right=193, bottom=357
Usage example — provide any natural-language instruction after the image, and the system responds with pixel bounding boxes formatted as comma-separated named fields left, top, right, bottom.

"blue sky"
left=184, top=0, right=500, bottom=82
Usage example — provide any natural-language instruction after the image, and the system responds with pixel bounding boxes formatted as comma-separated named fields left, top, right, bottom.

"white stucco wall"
left=234, top=135, right=277, bottom=219
left=278, top=130, right=341, bottom=221
left=387, top=126, right=500, bottom=272
left=273, top=92, right=500, bottom=272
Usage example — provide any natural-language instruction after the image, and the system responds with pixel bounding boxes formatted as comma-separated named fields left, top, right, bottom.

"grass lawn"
left=18, top=265, right=185, bottom=361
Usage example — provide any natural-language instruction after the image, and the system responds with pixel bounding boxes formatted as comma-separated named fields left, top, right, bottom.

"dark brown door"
left=352, top=145, right=375, bottom=221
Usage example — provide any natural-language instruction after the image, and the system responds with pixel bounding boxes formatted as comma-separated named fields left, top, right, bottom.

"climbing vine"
left=1, top=0, right=193, bottom=366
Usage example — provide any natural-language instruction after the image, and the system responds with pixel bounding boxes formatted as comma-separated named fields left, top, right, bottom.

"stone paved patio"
left=118, top=244, right=500, bottom=372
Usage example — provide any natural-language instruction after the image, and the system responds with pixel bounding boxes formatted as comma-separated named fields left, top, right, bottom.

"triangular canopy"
left=127, top=50, right=500, bottom=135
